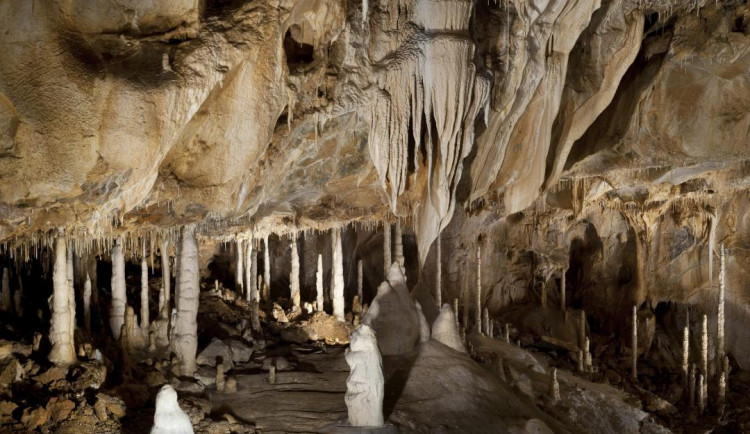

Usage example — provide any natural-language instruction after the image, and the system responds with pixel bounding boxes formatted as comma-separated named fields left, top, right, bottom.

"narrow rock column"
left=383, top=223, right=391, bottom=276
left=236, top=238, right=244, bottom=295
left=50, top=234, right=76, bottom=365
left=560, top=267, right=566, bottom=311
left=435, top=235, right=442, bottom=307
left=682, top=325, right=690, bottom=387
left=290, top=237, right=300, bottom=310
left=141, top=253, right=150, bottom=331
left=160, top=241, right=170, bottom=318
left=540, top=279, right=547, bottom=309
left=316, top=254, right=324, bottom=311
left=357, top=259, right=363, bottom=303
left=718, top=371, right=726, bottom=414
left=66, top=243, right=74, bottom=310
left=688, top=364, right=696, bottom=407
left=631, top=305, right=637, bottom=380
left=110, top=237, right=126, bottom=339
left=718, top=244, right=725, bottom=363
left=84, top=274, right=92, bottom=332
left=1, top=268, right=10, bottom=312
left=394, top=222, right=404, bottom=267
left=475, top=244, right=482, bottom=332
left=246, top=237, right=256, bottom=302
left=332, top=228, right=345, bottom=322
left=172, top=227, right=200, bottom=377
left=263, top=235, right=271, bottom=301
left=700, top=314, right=708, bottom=378
left=698, top=373, right=706, bottom=413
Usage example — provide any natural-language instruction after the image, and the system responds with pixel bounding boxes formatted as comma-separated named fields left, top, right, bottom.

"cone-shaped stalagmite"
left=110, top=237, right=126, bottom=340
left=50, top=234, right=76, bottom=365
left=332, top=228, right=345, bottom=322
left=171, top=227, right=200, bottom=376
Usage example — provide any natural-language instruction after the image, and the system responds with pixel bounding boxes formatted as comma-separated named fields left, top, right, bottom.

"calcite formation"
left=345, top=325, right=384, bottom=427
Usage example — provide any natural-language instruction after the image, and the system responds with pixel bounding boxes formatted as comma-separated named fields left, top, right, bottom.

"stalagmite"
left=682, top=325, right=690, bottom=385
left=316, top=254, right=324, bottom=312
left=452, top=298, right=459, bottom=327
left=718, top=244, right=725, bottom=363
left=160, top=241, right=170, bottom=318
left=701, top=314, right=708, bottom=378
left=698, top=373, right=706, bottom=413
left=549, top=368, right=560, bottom=402
left=475, top=244, right=482, bottom=333
left=482, top=308, right=489, bottom=336
left=332, top=228, right=345, bottom=322
left=50, top=234, right=75, bottom=365
left=263, top=235, right=271, bottom=301
left=249, top=241, right=258, bottom=302
left=141, top=256, right=149, bottom=331
left=584, top=337, right=592, bottom=372
left=290, top=238, right=300, bottom=310
left=245, top=238, right=254, bottom=302
left=268, top=365, right=276, bottom=385
left=66, top=243, right=74, bottom=310
left=383, top=223, right=391, bottom=277
left=394, top=222, right=404, bottom=267
left=689, top=364, right=696, bottom=407
left=150, top=385, right=194, bottom=434
left=504, top=323, right=510, bottom=343
left=357, top=259, right=363, bottom=302
left=718, top=371, right=726, bottom=414
left=432, top=304, right=465, bottom=352
left=236, top=238, right=244, bottom=295
left=416, top=301, right=430, bottom=343
left=171, top=227, right=200, bottom=377
left=84, top=274, right=92, bottom=332
left=0, top=268, right=9, bottom=312
left=345, top=324, right=384, bottom=427
left=435, top=235, right=442, bottom=307
left=632, top=305, right=637, bottom=380
left=110, top=238, right=126, bottom=340
left=579, top=310, right=587, bottom=348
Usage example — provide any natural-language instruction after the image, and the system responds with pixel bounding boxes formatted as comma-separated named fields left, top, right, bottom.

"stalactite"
left=316, top=254, right=324, bottom=312
left=290, top=238, right=300, bottom=310
left=236, top=239, right=244, bottom=295
left=394, top=222, right=404, bottom=267
left=160, top=241, right=170, bottom=319
left=263, top=235, right=271, bottom=301
left=682, top=325, right=689, bottom=387
left=383, top=223, right=392, bottom=277
left=632, top=305, right=637, bottom=380
left=110, top=237, right=126, bottom=340
left=701, top=313, right=708, bottom=378
left=141, top=255, right=149, bottom=331
left=84, top=274, right=92, bottom=332
left=245, top=238, right=255, bottom=302
left=435, top=235, right=442, bottom=307
left=172, top=227, right=199, bottom=377
left=50, top=234, right=75, bottom=365
left=475, top=243, right=482, bottom=333
left=332, top=228, right=345, bottom=322
left=718, top=244, right=725, bottom=364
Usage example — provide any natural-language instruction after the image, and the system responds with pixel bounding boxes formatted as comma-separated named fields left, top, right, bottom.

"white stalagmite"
left=550, top=368, right=560, bottom=402
left=236, top=238, right=244, bottom=295
left=50, top=234, right=75, bottom=365
left=357, top=259, right=363, bottom=302
left=316, top=254, right=324, bottom=312
left=150, top=385, right=194, bottom=434
left=160, top=241, right=170, bottom=318
left=394, top=222, right=404, bottom=267
left=263, top=235, right=271, bottom=300
left=172, top=227, right=200, bottom=377
left=632, top=305, right=637, bottom=380
left=84, top=274, right=92, bottom=332
left=432, top=304, right=465, bottom=352
left=141, top=256, right=149, bottom=331
left=701, top=313, right=708, bottom=378
left=110, top=237, right=126, bottom=340
left=0, top=268, right=9, bottom=312
left=249, top=241, right=258, bottom=302
left=435, top=235, right=442, bottom=307
left=332, top=228, right=345, bottom=322
left=475, top=243, right=482, bottom=332
left=345, top=324, right=384, bottom=427
left=290, top=238, right=300, bottom=310
left=718, top=244, right=725, bottom=363
left=584, top=337, right=592, bottom=372
left=482, top=308, right=489, bottom=336
left=682, top=325, right=690, bottom=385
left=66, top=243, right=74, bottom=309
left=383, top=223, right=391, bottom=277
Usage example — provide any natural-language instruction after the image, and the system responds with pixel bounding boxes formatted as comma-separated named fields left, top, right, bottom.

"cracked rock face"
left=1, top=0, right=750, bottom=335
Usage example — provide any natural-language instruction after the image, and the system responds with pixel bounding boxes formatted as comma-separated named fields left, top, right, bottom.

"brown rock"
left=95, top=393, right=127, bottom=420
left=0, top=400, right=18, bottom=424
left=21, top=406, right=50, bottom=430
left=46, top=397, right=75, bottom=423
left=0, top=357, right=23, bottom=386
left=35, top=366, right=68, bottom=385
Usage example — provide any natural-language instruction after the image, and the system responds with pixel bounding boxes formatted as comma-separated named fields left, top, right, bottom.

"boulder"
left=196, top=339, right=233, bottom=369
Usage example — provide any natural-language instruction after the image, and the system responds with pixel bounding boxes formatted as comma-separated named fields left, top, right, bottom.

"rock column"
left=160, top=241, right=170, bottom=318
left=394, top=222, right=404, bottom=267
left=236, top=239, right=244, bottom=295
left=141, top=255, right=149, bottom=331
left=332, top=228, right=345, bottom=322
left=263, top=235, right=271, bottom=301
left=290, top=238, right=300, bottom=310
left=50, top=234, right=76, bottom=365
left=110, top=237, right=126, bottom=339
left=316, top=254, right=324, bottom=311
left=435, top=235, right=442, bottom=307
left=475, top=244, right=482, bottom=332
left=171, top=227, right=200, bottom=377
left=383, top=223, right=391, bottom=276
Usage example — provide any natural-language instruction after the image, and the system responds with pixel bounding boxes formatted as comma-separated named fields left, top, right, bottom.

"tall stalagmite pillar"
left=332, top=228, right=345, bottom=322
left=50, top=234, right=76, bottom=365
left=383, top=223, right=391, bottom=277
left=394, top=222, right=404, bottom=267
left=475, top=243, right=482, bottom=332
left=83, top=274, right=92, bottom=332
left=631, top=305, right=638, bottom=380
left=682, top=325, right=690, bottom=387
left=247, top=239, right=258, bottom=302
left=316, top=254, right=324, bottom=311
left=700, top=313, right=708, bottom=378
left=172, top=227, right=199, bottom=377
left=435, top=235, right=442, bottom=307
left=141, top=255, right=149, bottom=331
left=290, top=237, right=300, bottom=310
left=110, top=237, right=126, bottom=339
left=718, top=244, right=726, bottom=364
left=160, top=241, right=170, bottom=318
left=263, top=235, right=271, bottom=300
left=357, top=260, right=363, bottom=303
